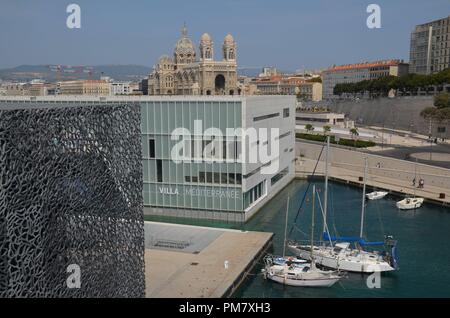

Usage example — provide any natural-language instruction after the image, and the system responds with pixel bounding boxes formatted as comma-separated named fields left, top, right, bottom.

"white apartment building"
left=322, top=60, right=409, bottom=99
left=410, top=16, right=450, bottom=74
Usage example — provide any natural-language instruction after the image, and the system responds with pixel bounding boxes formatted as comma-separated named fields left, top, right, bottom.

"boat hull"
left=265, top=272, right=340, bottom=287
left=288, top=245, right=395, bottom=273
left=396, top=198, right=424, bottom=210
left=366, top=191, right=388, bottom=200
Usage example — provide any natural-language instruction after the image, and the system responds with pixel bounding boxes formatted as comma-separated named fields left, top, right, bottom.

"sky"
left=0, top=0, right=449, bottom=71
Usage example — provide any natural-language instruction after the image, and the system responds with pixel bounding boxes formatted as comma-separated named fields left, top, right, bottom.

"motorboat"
left=396, top=197, right=424, bottom=210
left=366, top=191, right=388, bottom=200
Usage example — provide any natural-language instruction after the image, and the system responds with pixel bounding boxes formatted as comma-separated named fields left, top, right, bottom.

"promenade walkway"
left=296, top=158, right=450, bottom=205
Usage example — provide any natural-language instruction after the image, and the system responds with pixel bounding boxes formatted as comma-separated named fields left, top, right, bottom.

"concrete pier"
left=144, top=222, right=273, bottom=298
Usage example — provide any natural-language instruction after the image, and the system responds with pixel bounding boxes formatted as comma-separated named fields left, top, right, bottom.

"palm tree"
left=305, top=124, right=314, bottom=134
left=323, top=125, right=331, bottom=135
left=350, top=127, right=359, bottom=147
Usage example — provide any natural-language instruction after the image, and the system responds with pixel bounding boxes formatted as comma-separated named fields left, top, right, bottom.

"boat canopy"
left=323, top=232, right=384, bottom=246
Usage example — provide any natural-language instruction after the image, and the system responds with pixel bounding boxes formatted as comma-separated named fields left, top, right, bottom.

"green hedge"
left=296, top=133, right=376, bottom=148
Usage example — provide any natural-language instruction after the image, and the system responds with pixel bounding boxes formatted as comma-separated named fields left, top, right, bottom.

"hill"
left=0, top=64, right=152, bottom=82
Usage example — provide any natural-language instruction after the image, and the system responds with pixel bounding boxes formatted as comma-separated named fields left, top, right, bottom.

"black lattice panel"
left=0, top=102, right=144, bottom=297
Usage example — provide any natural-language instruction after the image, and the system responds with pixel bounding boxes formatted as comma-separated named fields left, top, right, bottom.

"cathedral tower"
left=222, top=34, right=236, bottom=62
left=199, top=33, right=214, bottom=61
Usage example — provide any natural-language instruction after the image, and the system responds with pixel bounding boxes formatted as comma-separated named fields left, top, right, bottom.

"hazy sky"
left=0, top=0, right=449, bottom=71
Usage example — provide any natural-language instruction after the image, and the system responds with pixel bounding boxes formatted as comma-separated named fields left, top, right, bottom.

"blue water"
left=144, top=179, right=450, bottom=297
left=235, top=180, right=450, bottom=298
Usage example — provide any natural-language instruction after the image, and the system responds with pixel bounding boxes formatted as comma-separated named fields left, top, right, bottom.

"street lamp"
left=429, top=118, right=433, bottom=161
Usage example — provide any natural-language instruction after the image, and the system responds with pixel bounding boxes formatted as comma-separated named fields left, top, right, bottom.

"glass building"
left=141, top=96, right=296, bottom=222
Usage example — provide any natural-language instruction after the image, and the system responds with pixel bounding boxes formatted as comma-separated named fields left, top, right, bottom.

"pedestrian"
left=412, top=177, right=416, bottom=186
left=419, top=178, right=424, bottom=189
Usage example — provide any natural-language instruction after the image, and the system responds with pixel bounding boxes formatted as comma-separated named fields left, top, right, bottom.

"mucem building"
left=0, top=97, right=145, bottom=297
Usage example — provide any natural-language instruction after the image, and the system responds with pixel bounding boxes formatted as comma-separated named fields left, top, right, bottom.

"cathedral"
left=148, top=26, right=239, bottom=96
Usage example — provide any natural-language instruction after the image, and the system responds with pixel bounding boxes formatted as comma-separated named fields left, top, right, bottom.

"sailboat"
left=262, top=192, right=342, bottom=287
left=396, top=160, right=424, bottom=210
left=288, top=137, right=398, bottom=273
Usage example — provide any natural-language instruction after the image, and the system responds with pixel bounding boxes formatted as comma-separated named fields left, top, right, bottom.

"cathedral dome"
left=200, top=33, right=212, bottom=43
left=224, top=34, right=234, bottom=44
left=174, top=25, right=196, bottom=55
left=159, top=55, right=173, bottom=63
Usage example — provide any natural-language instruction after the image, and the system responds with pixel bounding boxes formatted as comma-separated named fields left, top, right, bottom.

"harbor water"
left=236, top=179, right=450, bottom=298
left=145, top=179, right=450, bottom=298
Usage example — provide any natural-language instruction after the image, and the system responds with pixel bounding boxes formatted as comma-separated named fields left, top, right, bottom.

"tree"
left=332, top=67, right=450, bottom=97
left=305, top=124, right=314, bottom=133
left=420, top=107, right=438, bottom=120
left=349, top=127, right=359, bottom=146
left=420, top=92, right=450, bottom=124
left=323, top=125, right=331, bottom=135
left=434, top=92, right=450, bottom=109
left=307, top=77, right=322, bottom=83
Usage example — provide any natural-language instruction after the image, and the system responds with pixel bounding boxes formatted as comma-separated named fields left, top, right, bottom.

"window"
left=206, top=172, right=213, bottom=183
left=283, top=108, right=290, bottom=118
left=244, top=181, right=266, bottom=208
left=253, top=112, right=279, bottom=122
left=156, top=160, right=163, bottom=183
left=149, top=138, right=155, bottom=158
left=276, top=131, right=292, bottom=140
left=271, top=167, right=289, bottom=186
left=221, top=173, right=228, bottom=184
left=236, top=174, right=242, bottom=185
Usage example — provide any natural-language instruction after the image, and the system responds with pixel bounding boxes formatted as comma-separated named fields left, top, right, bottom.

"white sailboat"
left=262, top=258, right=341, bottom=287
left=396, top=160, right=424, bottom=210
left=262, top=189, right=342, bottom=287
left=288, top=137, right=398, bottom=273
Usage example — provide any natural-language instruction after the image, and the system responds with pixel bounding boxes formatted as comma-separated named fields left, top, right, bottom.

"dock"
left=296, top=158, right=450, bottom=206
left=144, top=222, right=273, bottom=298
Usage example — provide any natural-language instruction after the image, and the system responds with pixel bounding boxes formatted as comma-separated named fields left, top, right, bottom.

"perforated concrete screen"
left=0, top=101, right=145, bottom=297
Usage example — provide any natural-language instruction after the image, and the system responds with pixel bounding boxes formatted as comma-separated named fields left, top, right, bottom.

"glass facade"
left=141, top=100, right=244, bottom=213
left=243, top=180, right=266, bottom=210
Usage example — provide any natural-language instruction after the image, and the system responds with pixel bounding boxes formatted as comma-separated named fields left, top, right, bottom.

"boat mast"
left=322, top=136, right=330, bottom=242
left=414, top=159, right=417, bottom=197
left=359, top=157, right=368, bottom=238
left=283, top=196, right=290, bottom=257
left=311, top=185, right=316, bottom=265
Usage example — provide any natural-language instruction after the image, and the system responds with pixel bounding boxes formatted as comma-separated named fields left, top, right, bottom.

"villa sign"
left=158, top=186, right=239, bottom=199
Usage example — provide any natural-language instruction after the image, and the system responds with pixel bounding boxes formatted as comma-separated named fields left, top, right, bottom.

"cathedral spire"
left=181, top=23, right=187, bottom=37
